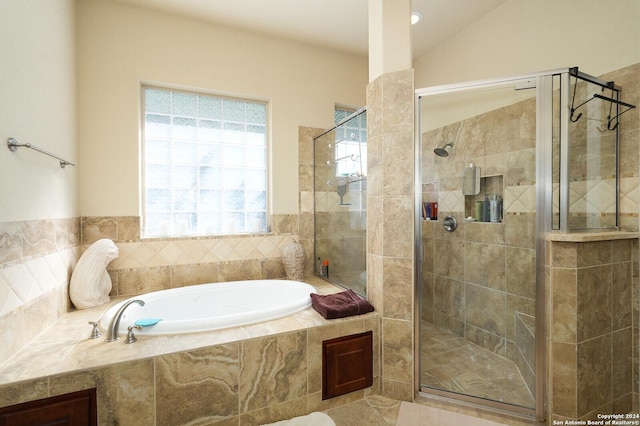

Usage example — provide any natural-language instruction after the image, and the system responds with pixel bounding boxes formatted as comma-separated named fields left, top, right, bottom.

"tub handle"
left=125, top=325, right=142, bottom=344
left=88, top=321, right=101, bottom=339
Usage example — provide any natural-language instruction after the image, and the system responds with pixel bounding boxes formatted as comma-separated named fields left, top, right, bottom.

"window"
left=142, top=86, right=268, bottom=237
left=334, top=107, right=367, bottom=177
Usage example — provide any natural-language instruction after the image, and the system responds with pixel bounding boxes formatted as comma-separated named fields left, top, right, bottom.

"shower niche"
left=464, top=175, right=504, bottom=223
left=313, top=108, right=367, bottom=296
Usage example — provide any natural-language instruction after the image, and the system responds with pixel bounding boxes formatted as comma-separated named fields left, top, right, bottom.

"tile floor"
left=323, top=322, right=539, bottom=425
left=420, top=323, right=535, bottom=408
left=324, top=395, right=540, bottom=426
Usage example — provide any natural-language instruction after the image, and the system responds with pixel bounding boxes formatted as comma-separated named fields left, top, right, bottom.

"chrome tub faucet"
left=105, top=299, right=145, bottom=342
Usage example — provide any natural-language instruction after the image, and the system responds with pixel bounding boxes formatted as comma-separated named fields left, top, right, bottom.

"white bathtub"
left=99, top=280, right=317, bottom=336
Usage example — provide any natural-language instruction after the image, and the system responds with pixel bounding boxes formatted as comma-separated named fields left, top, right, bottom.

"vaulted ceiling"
left=116, top=0, right=508, bottom=58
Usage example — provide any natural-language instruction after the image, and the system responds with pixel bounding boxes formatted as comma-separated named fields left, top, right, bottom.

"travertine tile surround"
left=366, top=69, right=416, bottom=401
left=547, top=233, right=639, bottom=420
left=0, top=214, right=303, bottom=365
left=81, top=215, right=303, bottom=296
left=0, top=277, right=381, bottom=425
left=422, top=93, right=538, bottom=378
left=0, top=218, right=80, bottom=364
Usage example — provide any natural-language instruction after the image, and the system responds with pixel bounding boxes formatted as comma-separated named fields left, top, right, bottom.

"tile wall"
left=420, top=63, right=640, bottom=417
left=366, top=69, right=416, bottom=400
left=0, top=301, right=380, bottom=425
left=0, top=218, right=80, bottom=364
left=421, top=96, right=537, bottom=370
left=81, top=216, right=301, bottom=297
left=548, top=237, right=638, bottom=420
left=0, top=212, right=305, bottom=366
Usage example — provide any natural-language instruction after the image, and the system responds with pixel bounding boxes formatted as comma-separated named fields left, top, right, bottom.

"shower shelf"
left=464, top=175, right=503, bottom=223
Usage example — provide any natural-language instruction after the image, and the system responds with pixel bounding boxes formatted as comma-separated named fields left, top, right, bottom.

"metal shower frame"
left=413, top=67, right=627, bottom=422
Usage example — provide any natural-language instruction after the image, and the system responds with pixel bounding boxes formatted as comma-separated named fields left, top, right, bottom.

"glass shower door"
left=313, top=109, right=367, bottom=296
left=417, top=78, right=541, bottom=414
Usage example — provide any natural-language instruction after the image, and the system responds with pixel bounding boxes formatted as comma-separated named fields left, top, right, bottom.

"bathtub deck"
left=0, top=277, right=367, bottom=387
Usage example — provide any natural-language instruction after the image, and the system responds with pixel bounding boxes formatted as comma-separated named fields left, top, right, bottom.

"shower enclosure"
left=313, top=108, right=367, bottom=295
left=415, top=67, right=635, bottom=420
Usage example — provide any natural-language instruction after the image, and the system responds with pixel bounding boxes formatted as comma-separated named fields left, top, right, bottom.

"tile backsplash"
left=0, top=214, right=301, bottom=364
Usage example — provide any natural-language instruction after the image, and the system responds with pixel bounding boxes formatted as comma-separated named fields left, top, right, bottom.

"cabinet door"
left=0, top=388, right=97, bottom=426
left=323, top=331, right=373, bottom=399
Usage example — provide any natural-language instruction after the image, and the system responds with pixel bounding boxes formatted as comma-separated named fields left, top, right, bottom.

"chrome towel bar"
left=7, top=137, right=76, bottom=168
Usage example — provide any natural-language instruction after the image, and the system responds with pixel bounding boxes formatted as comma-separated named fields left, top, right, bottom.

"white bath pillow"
left=70, top=239, right=119, bottom=309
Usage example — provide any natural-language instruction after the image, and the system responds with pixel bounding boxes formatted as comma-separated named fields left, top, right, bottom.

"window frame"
left=140, top=83, right=270, bottom=238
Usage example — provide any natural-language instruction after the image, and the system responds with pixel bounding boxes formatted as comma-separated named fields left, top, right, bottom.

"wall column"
left=367, top=0, right=415, bottom=400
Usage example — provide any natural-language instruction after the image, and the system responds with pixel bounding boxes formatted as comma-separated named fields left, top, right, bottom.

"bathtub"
left=99, top=279, right=317, bottom=336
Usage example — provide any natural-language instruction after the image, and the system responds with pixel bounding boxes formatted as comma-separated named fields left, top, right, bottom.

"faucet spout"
left=106, top=299, right=145, bottom=342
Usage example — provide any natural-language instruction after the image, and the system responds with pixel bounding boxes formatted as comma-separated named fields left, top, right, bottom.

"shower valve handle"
left=443, top=215, right=458, bottom=232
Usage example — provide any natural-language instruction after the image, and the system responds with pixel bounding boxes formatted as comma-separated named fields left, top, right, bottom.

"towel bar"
left=7, top=137, right=76, bottom=168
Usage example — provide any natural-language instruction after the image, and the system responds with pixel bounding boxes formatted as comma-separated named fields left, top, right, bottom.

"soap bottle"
left=482, top=194, right=490, bottom=222
left=490, top=194, right=499, bottom=222
left=317, top=257, right=322, bottom=275
left=475, top=200, right=483, bottom=222
left=321, top=260, right=329, bottom=278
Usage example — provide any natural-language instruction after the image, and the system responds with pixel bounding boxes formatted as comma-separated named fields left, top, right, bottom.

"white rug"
left=262, top=411, right=336, bottom=426
left=396, top=402, right=508, bottom=426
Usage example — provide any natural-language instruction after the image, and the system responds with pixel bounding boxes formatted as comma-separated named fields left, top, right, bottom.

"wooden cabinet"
left=0, top=388, right=97, bottom=426
left=322, top=331, right=373, bottom=399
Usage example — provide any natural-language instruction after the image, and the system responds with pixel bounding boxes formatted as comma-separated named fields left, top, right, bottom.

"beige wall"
left=414, top=0, right=640, bottom=88
left=76, top=0, right=368, bottom=217
left=0, top=0, right=78, bottom=222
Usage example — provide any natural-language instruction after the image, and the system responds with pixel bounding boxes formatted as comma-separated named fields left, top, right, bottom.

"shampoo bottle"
left=482, top=194, right=490, bottom=222
left=490, top=194, right=499, bottom=222
left=475, top=201, right=483, bottom=222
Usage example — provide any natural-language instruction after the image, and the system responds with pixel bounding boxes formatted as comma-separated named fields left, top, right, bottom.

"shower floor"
left=420, top=322, right=534, bottom=408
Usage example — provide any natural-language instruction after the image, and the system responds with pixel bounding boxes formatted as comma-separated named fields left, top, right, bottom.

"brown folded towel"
left=310, top=289, right=374, bottom=319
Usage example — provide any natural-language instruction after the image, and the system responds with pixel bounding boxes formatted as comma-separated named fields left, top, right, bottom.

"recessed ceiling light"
left=411, top=11, right=423, bottom=25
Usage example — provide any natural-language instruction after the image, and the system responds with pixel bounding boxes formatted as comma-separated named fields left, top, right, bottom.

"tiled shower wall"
left=421, top=95, right=538, bottom=366
left=310, top=129, right=367, bottom=288
left=421, top=63, right=640, bottom=414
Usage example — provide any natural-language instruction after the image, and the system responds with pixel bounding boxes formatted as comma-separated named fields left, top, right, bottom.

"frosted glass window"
left=142, top=86, right=268, bottom=237
left=334, top=108, right=367, bottom=177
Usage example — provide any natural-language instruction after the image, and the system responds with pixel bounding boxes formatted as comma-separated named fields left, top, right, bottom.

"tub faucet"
left=106, top=299, right=145, bottom=342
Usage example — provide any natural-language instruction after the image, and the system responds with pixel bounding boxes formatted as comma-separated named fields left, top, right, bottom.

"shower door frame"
left=413, top=68, right=572, bottom=423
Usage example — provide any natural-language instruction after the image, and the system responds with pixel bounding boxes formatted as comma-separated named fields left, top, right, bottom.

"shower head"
left=434, top=142, right=453, bottom=157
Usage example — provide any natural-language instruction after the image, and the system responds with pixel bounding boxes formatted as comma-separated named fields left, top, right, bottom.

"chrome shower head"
left=434, top=142, right=453, bottom=157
